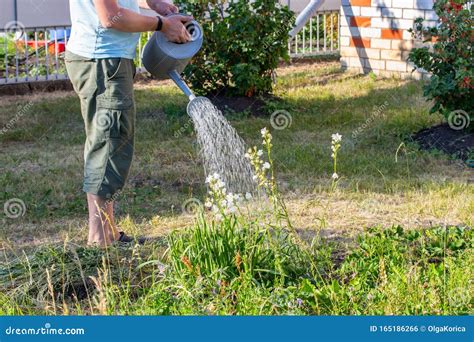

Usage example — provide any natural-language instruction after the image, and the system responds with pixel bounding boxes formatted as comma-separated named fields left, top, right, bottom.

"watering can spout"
left=168, top=70, right=196, bottom=101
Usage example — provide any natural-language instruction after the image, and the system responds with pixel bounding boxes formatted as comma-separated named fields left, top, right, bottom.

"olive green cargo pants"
left=65, top=51, right=136, bottom=199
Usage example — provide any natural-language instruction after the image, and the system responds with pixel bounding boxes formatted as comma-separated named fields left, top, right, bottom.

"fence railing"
left=288, top=10, right=340, bottom=57
left=0, top=9, right=340, bottom=85
left=1, top=26, right=70, bottom=84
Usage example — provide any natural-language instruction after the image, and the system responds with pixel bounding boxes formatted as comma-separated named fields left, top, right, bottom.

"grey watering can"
left=142, top=14, right=203, bottom=101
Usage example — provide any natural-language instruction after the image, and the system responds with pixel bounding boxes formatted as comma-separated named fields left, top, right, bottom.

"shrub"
left=173, top=0, right=294, bottom=96
left=408, top=0, right=473, bottom=130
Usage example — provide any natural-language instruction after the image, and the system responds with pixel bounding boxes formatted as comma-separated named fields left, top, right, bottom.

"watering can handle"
left=163, top=14, right=201, bottom=43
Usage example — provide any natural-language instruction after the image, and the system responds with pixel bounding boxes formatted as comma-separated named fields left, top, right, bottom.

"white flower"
left=261, top=127, right=272, bottom=145
left=245, top=192, right=252, bottom=200
left=263, top=162, right=271, bottom=169
left=331, top=133, right=342, bottom=143
left=204, top=200, right=213, bottom=208
left=226, top=193, right=234, bottom=203
left=229, top=206, right=237, bottom=214
left=215, top=213, right=223, bottom=222
left=257, top=150, right=263, bottom=156
left=252, top=175, right=258, bottom=181
left=244, top=153, right=250, bottom=159
left=332, top=172, right=339, bottom=180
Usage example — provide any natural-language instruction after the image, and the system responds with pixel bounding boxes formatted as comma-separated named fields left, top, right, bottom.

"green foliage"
left=0, top=36, right=18, bottom=60
left=408, top=0, right=473, bottom=129
left=167, top=214, right=309, bottom=286
left=173, top=0, right=294, bottom=96
left=304, top=225, right=473, bottom=315
left=1, top=225, right=471, bottom=315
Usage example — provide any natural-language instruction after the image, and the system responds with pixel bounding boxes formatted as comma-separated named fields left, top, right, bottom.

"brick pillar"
left=339, top=0, right=438, bottom=79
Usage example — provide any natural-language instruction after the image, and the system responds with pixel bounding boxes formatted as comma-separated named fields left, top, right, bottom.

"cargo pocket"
left=96, top=97, right=134, bottom=139
left=95, top=98, right=135, bottom=198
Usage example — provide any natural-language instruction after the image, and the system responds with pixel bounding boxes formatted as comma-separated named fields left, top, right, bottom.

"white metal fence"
left=289, top=11, right=340, bottom=57
left=0, top=7, right=340, bottom=85
left=1, top=26, right=70, bottom=84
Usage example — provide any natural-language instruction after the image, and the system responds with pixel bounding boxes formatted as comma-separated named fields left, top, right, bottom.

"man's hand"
left=161, top=15, right=193, bottom=43
left=146, top=1, right=178, bottom=15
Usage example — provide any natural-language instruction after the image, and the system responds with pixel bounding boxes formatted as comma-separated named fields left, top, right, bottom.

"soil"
left=412, top=123, right=474, bottom=163
left=207, top=93, right=280, bottom=117
left=64, top=278, right=94, bottom=301
left=0, top=80, right=73, bottom=96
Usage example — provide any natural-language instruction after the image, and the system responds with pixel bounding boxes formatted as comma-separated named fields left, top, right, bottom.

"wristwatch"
left=155, top=16, right=163, bottom=31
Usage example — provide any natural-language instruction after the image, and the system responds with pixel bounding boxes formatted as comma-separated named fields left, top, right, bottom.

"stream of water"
left=187, top=96, right=256, bottom=194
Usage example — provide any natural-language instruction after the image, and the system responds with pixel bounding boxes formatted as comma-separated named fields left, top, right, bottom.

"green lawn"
left=0, top=61, right=472, bottom=315
left=1, top=61, right=471, bottom=246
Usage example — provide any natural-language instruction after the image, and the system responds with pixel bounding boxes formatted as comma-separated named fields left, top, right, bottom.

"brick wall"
left=339, top=0, right=437, bottom=79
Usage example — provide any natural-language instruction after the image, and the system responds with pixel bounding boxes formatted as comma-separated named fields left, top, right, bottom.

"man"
left=65, top=0, right=192, bottom=246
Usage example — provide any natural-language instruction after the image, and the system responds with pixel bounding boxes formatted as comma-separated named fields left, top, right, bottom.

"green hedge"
left=409, top=0, right=473, bottom=131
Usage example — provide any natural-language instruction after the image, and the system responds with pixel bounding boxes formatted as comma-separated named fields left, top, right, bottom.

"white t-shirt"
left=67, top=0, right=141, bottom=59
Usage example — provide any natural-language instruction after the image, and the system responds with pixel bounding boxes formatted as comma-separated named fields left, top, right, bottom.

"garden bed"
left=209, top=93, right=279, bottom=117
left=413, top=123, right=473, bottom=163
left=0, top=80, right=73, bottom=96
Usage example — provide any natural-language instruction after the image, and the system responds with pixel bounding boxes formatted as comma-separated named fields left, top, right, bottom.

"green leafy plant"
left=408, top=0, right=473, bottom=130
left=173, top=0, right=294, bottom=96
left=167, top=128, right=312, bottom=286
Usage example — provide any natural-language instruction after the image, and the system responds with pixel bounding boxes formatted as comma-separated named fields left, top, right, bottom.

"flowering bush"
left=172, top=0, right=294, bottom=96
left=204, top=173, right=251, bottom=221
left=408, top=0, right=473, bottom=130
